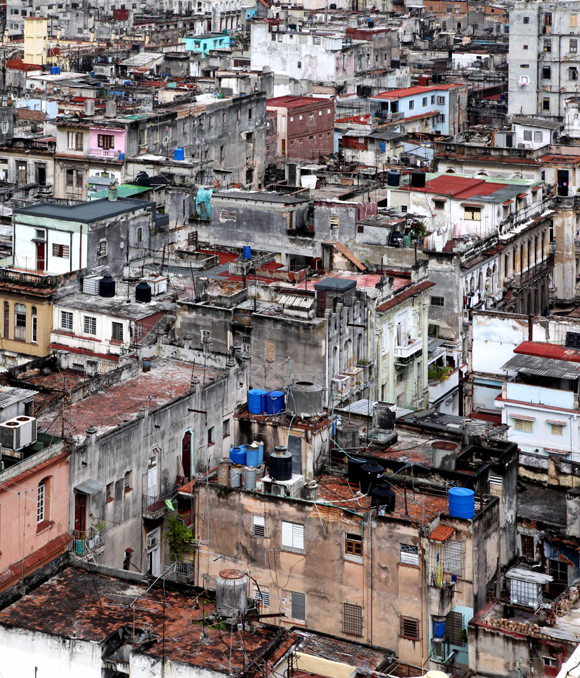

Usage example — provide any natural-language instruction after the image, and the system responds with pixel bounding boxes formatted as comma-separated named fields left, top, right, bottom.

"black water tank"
left=375, top=403, right=396, bottom=430
left=391, top=59, right=400, bottom=69
left=99, top=274, right=116, bottom=298
left=347, top=455, right=367, bottom=487
left=360, top=460, right=384, bottom=494
left=411, top=171, right=426, bottom=188
left=371, top=482, right=396, bottom=511
left=135, top=281, right=152, bottom=303
left=387, top=170, right=401, bottom=187
left=269, top=446, right=292, bottom=481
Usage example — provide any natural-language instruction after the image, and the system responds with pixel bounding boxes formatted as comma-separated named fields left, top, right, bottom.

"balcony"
left=0, top=267, right=62, bottom=289
left=142, top=486, right=178, bottom=520
left=73, top=525, right=105, bottom=557
left=393, top=336, right=423, bottom=360
left=88, top=148, right=121, bottom=159
left=510, top=253, right=555, bottom=289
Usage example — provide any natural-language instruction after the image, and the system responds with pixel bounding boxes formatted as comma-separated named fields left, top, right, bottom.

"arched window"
left=14, top=303, right=26, bottom=342
left=3, top=302, right=8, bottom=339
left=31, top=306, right=37, bottom=344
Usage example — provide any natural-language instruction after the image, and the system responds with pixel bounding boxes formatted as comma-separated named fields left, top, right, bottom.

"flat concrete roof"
left=14, top=198, right=156, bottom=224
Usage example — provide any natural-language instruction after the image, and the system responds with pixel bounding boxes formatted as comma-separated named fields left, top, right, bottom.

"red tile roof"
left=376, top=280, right=435, bottom=312
left=403, top=175, right=507, bottom=199
left=428, top=524, right=456, bottom=542
left=514, top=341, right=580, bottom=363
left=267, top=95, right=331, bottom=108
left=371, top=84, right=463, bottom=100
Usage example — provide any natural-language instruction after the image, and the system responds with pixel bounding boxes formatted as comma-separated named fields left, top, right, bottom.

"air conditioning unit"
left=0, top=416, right=37, bottom=451
left=333, top=374, right=351, bottom=394
left=262, top=474, right=305, bottom=498
left=83, top=274, right=101, bottom=295
left=146, top=531, right=159, bottom=550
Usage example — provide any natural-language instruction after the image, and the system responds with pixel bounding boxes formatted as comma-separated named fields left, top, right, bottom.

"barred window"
left=400, top=544, right=419, bottom=566
left=400, top=616, right=420, bottom=640
left=342, top=603, right=363, bottom=636
left=52, top=243, right=70, bottom=258
left=61, top=311, right=73, bottom=331
left=84, top=316, right=97, bottom=335
left=521, top=534, right=534, bottom=559
left=443, top=540, right=463, bottom=576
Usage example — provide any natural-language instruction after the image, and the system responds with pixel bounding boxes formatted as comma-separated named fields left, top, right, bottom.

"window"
left=66, top=169, right=75, bottom=188
left=111, top=322, right=123, bottom=342
left=135, top=323, right=142, bottom=339
left=137, top=227, right=143, bottom=243
left=401, top=205, right=408, bottom=213
left=571, top=67, right=579, bottom=81
left=254, top=584, right=270, bottom=606
left=409, top=100, right=414, bottom=110
left=37, top=479, right=46, bottom=523
left=544, top=39, right=552, bottom=53
left=443, top=540, right=463, bottom=576
left=83, top=316, right=97, bottom=335
left=524, top=130, right=532, bottom=141
left=549, top=558, right=568, bottom=582
left=343, top=603, right=363, bottom=636
left=14, top=303, right=26, bottom=341
left=97, top=240, right=107, bottom=257
left=52, top=244, right=70, bottom=258
left=464, top=206, right=481, bottom=220
left=523, top=44, right=529, bottom=50
left=98, top=134, right=115, bottom=150
left=330, top=216, right=339, bottom=230
left=400, top=616, right=420, bottom=640
left=437, top=96, right=446, bottom=105
left=422, top=97, right=427, bottom=107
left=521, top=534, right=534, bottom=559
left=431, top=296, right=445, bottom=307
left=223, top=419, right=230, bottom=438
left=31, top=306, right=37, bottom=344
left=513, top=418, right=533, bottom=433
left=248, top=108, right=252, bottom=120
left=400, top=544, right=419, bottom=566
left=446, top=4, right=451, bottom=10
left=431, top=95, right=435, bottom=104
left=534, top=131, right=543, bottom=142
left=124, top=470, right=132, bottom=491
left=106, top=482, right=113, bottom=502
left=288, top=591, right=306, bottom=620
left=253, top=515, right=265, bottom=538
left=67, top=131, right=83, bottom=150
left=523, top=16, right=529, bottom=24
left=445, top=610, right=463, bottom=645
left=207, top=426, right=215, bottom=445
left=439, top=114, right=446, bottom=123
left=61, top=310, right=73, bottom=331
left=345, top=533, right=363, bottom=557
left=571, top=39, right=578, bottom=53
left=571, top=13, right=578, bottom=27
left=551, top=423, right=564, bottom=436
left=281, top=521, right=305, bottom=550
left=543, top=657, right=558, bottom=668
left=297, top=61, right=302, bottom=68
left=542, top=98, right=551, bottom=112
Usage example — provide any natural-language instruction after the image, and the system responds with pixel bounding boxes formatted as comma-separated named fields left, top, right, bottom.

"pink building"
left=88, top=127, right=127, bottom=159
left=0, top=446, right=70, bottom=592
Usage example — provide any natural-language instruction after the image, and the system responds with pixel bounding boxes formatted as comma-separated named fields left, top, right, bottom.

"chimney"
left=105, top=100, right=117, bottom=118
left=84, top=424, right=98, bottom=448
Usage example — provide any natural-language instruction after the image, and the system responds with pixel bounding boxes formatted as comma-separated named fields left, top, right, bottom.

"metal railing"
left=510, top=253, right=555, bottom=288
left=88, top=148, right=120, bottom=159
left=73, top=525, right=105, bottom=557
left=142, top=486, right=178, bottom=519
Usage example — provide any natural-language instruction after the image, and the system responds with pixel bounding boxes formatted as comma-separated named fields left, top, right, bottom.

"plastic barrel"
left=254, top=441, right=264, bottom=465
left=403, top=235, right=412, bottom=248
left=246, top=444, right=259, bottom=468
left=347, top=455, right=367, bottom=486
left=248, top=389, right=266, bottom=414
left=448, top=487, right=475, bottom=519
left=244, top=466, right=257, bottom=490
left=174, top=147, right=185, bottom=161
left=230, top=465, right=242, bottom=488
left=243, top=245, right=252, bottom=259
left=433, top=619, right=445, bottom=640
left=387, top=170, right=400, bottom=186
left=230, top=447, right=246, bottom=466
left=265, top=390, right=285, bottom=414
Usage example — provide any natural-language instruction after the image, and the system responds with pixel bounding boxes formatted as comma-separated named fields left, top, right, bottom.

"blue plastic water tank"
left=90, top=71, right=95, bottom=78
left=248, top=389, right=266, bottom=414
left=55, top=66, right=61, bottom=74
left=174, top=147, right=185, bottom=161
left=119, top=152, right=125, bottom=161
left=448, top=487, right=475, bottom=519
left=246, top=444, right=259, bottom=468
left=380, top=141, right=386, bottom=152
left=255, top=441, right=264, bottom=465
left=50, top=67, right=57, bottom=75
left=265, top=391, right=285, bottom=414
left=242, top=245, right=252, bottom=259
left=433, top=619, right=445, bottom=640
left=230, top=446, right=246, bottom=465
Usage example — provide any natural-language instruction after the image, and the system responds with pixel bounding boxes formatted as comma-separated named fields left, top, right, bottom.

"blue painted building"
left=182, top=33, right=231, bottom=56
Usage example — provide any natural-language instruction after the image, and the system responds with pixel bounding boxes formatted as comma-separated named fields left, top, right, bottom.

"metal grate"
left=445, top=610, right=463, bottom=646
left=342, top=603, right=363, bottom=637
left=444, top=540, right=463, bottom=577
left=400, top=616, right=420, bottom=640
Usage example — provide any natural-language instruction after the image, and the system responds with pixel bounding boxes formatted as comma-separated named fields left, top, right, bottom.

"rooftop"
left=370, top=84, right=463, bottom=100
left=0, top=566, right=277, bottom=672
left=55, top=288, right=172, bottom=320
left=502, top=353, right=580, bottom=380
left=214, top=191, right=309, bottom=205
left=267, top=95, right=330, bottom=108
left=511, top=116, right=563, bottom=130
left=37, top=358, right=225, bottom=441
left=514, top=341, right=580, bottom=364
left=517, top=482, right=567, bottom=527
left=14, top=198, right=157, bottom=224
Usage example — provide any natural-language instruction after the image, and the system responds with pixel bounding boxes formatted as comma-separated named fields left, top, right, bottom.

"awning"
left=517, top=192, right=528, bottom=198
left=74, top=479, right=104, bottom=495
left=503, top=200, right=514, bottom=205
left=546, top=419, right=567, bottom=426
left=509, top=413, right=535, bottom=421
left=532, top=186, right=541, bottom=192
left=461, top=202, right=482, bottom=208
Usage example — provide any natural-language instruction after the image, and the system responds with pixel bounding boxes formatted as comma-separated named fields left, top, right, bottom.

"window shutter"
left=292, top=523, right=304, bottom=550
left=253, top=515, right=265, bottom=537
left=400, top=544, right=419, bottom=566
left=291, top=591, right=306, bottom=620
left=445, top=610, right=463, bottom=645
left=281, top=521, right=293, bottom=548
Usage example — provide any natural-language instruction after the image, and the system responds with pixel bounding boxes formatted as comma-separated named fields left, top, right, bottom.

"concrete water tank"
left=286, top=381, right=324, bottom=417
left=216, top=569, right=249, bottom=616
left=431, top=441, right=458, bottom=471
left=335, top=423, right=360, bottom=452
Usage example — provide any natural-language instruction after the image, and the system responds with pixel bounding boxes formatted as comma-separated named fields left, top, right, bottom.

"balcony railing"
left=0, top=267, right=61, bottom=288
left=73, top=525, right=105, bottom=557
left=393, top=336, right=423, bottom=360
left=142, top=486, right=178, bottom=519
left=88, top=148, right=121, bottom=159
left=510, top=253, right=555, bottom=288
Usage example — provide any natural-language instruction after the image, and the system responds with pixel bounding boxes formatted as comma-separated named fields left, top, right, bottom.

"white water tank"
left=216, top=569, right=249, bottom=617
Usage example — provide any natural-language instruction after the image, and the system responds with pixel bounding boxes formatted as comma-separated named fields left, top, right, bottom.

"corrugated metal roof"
left=502, top=354, right=580, bottom=380
left=506, top=567, right=553, bottom=584
left=0, top=386, right=36, bottom=409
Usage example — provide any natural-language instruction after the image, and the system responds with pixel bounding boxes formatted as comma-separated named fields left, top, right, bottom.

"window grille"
left=343, top=603, right=363, bottom=636
left=400, top=544, right=419, bottom=566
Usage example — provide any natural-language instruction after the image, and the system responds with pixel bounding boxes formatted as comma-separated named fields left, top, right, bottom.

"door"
left=147, top=450, right=158, bottom=498
left=182, top=431, right=192, bottom=479
left=281, top=139, right=286, bottom=156
left=35, top=241, right=45, bottom=271
left=146, top=527, right=161, bottom=576
left=74, top=493, right=87, bottom=533
left=288, top=435, right=302, bottom=475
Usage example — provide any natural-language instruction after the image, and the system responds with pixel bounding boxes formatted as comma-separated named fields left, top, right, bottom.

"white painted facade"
left=12, top=217, right=87, bottom=273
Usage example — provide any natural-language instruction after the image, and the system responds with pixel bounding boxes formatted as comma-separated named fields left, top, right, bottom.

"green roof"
left=89, top=184, right=151, bottom=200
